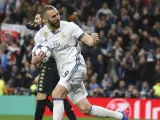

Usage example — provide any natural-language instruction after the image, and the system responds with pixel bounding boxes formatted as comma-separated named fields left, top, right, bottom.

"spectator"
left=96, top=3, right=113, bottom=19
left=112, top=75, right=119, bottom=90
left=0, top=46, right=8, bottom=71
left=126, top=84, right=135, bottom=98
left=103, top=80, right=112, bottom=97
left=116, top=80, right=127, bottom=97
left=131, top=89, right=140, bottom=98
left=101, top=73, right=112, bottom=89
left=95, top=54, right=105, bottom=83
left=140, top=81, right=150, bottom=98
left=89, top=75, right=99, bottom=91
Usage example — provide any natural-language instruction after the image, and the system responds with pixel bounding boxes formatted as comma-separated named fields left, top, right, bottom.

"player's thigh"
left=67, top=81, right=88, bottom=104
left=52, top=84, right=68, bottom=98
left=54, top=74, right=86, bottom=99
left=57, top=64, right=87, bottom=100
left=37, top=63, right=48, bottom=94
left=55, top=63, right=79, bottom=98
left=43, top=63, right=59, bottom=94
left=59, top=63, right=86, bottom=90
left=39, top=62, right=59, bottom=94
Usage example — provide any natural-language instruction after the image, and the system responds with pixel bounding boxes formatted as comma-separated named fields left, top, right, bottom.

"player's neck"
left=47, top=24, right=59, bottom=32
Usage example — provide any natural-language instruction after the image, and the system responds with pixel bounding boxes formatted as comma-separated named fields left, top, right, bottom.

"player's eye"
left=52, top=15, right=56, bottom=18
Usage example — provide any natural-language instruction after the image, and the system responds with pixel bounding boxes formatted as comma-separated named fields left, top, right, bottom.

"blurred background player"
left=26, top=11, right=77, bottom=120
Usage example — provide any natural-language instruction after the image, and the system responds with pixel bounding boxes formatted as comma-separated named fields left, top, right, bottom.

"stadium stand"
left=0, top=0, right=160, bottom=98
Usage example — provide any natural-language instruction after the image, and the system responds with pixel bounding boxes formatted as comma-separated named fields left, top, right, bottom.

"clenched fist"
left=91, top=33, right=99, bottom=45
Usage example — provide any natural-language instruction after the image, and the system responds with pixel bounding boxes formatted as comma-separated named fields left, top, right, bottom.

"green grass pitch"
left=0, top=115, right=137, bottom=120
left=0, top=115, right=115, bottom=120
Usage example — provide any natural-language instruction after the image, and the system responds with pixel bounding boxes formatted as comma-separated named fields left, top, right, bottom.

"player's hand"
left=31, top=51, right=45, bottom=66
left=36, top=51, right=46, bottom=63
left=91, top=33, right=99, bottom=45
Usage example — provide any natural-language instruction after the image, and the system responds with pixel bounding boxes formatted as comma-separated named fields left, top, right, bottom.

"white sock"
left=53, top=99, right=64, bottom=120
left=89, top=105, right=123, bottom=119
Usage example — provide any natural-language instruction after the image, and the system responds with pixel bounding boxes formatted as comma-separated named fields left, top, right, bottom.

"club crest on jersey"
left=61, top=32, right=66, bottom=38
left=44, top=32, right=48, bottom=41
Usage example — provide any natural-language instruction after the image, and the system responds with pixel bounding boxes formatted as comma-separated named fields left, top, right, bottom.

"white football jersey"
left=34, top=21, right=86, bottom=72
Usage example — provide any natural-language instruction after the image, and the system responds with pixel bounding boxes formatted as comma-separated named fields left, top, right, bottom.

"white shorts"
left=58, top=62, right=88, bottom=104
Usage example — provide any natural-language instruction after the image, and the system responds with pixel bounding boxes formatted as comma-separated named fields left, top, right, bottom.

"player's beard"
left=48, top=19, right=60, bottom=29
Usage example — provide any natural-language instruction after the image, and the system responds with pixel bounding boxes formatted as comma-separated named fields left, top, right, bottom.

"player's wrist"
left=93, top=39, right=98, bottom=46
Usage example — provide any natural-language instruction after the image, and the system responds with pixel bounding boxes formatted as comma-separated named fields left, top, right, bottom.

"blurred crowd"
left=0, top=0, right=160, bottom=98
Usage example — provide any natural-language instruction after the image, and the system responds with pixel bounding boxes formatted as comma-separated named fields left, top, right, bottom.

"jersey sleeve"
left=26, top=22, right=41, bottom=31
left=70, top=22, right=85, bottom=41
left=34, top=32, right=43, bottom=45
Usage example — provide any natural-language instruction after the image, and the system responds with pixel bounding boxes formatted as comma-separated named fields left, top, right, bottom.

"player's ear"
left=43, top=19, right=48, bottom=23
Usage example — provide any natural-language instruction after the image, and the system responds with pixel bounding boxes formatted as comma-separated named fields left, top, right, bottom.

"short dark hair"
left=36, top=10, right=42, bottom=18
left=36, top=10, right=42, bottom=15
left=41, top=5, right=56, bottom=18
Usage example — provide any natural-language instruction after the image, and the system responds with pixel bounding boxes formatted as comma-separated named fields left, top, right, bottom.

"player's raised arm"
left=71, top=22, right=99, bottom=46
left=26, top=10, right=43, bottom=31
left=26, top=22, right=41, bottom=31
left=80, top=33, right=99, bottom=46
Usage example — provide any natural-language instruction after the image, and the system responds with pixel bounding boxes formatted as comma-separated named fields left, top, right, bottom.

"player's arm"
left=71, top=22, right=99, bottom=46
left=26, top=22, right=41, bottom=31
left=80, top=33, right=99, bottom=46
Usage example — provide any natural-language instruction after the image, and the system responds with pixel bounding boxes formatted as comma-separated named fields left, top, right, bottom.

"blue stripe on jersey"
left=76, top=43, right=81, bottom=54
left=66, top=53, right=81, bottom=82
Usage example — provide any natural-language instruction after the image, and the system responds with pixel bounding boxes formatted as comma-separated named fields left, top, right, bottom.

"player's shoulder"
left=34, top=25, right=49, bottom=44
left=35, top=25, right=46, bottom=36
left=34, top=25, right=48, bottom=39
left=60, top=21, right=77, bottom=28
left=60, top=20, right=68, bottom=25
